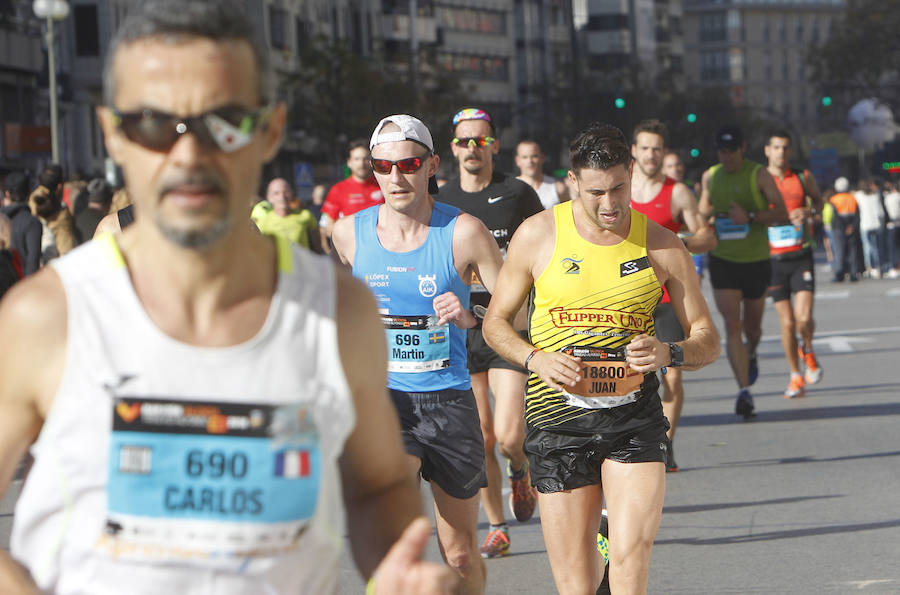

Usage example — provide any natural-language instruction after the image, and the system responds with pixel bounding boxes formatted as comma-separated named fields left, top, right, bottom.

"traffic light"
left=686, top=113, right=697, bottom=123
left=690, top=148, right=700, bottom=158
left=821, top=96, right=832, bottom=107
left=614, top=97, right=626, bottom=109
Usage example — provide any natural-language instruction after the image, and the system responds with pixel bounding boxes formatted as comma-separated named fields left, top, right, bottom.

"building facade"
left=1, top=0, right=49, bottom=177
left=683, top=0, right=846, bottom=136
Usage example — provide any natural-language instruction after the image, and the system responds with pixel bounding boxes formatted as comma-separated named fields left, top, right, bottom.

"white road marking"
left=813, top=336, right=873, bottom=353
left=816, top=291, right=850, bottom=300
left=750, top=326, right=900, bottom=353
left=833, top=579, right=900, bottom=590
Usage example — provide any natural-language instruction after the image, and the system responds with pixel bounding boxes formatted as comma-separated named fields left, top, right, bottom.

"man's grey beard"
left=155, top=214, right=231, bottom=250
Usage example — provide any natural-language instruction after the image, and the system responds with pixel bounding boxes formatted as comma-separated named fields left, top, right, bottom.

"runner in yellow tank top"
left=482, top=123, right=720, bottom=595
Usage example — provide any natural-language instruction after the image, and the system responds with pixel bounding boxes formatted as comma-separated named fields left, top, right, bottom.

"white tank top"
left=12, top=234, right=355, bottom=595
left=518, top=176, right=560, bottom=210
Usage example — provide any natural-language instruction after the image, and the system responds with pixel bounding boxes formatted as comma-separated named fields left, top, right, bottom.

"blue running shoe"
left=735, top=389, right=755, bottom=419
left=748, top=354, right=759, bottom=386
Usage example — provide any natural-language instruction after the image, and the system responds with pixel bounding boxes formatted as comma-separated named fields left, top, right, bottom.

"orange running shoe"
left=801, top=349, right=823, bottom=384
left=479, top=527, right=510, bottom=559
left=507, top=460, right=537, bottom=522
left=784, top=374, right=805, bottom=399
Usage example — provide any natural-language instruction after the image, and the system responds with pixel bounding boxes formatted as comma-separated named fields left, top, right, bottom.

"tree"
left=808, top=0, right=900, bottom=110
left=284, top=36, right=466, bottom=167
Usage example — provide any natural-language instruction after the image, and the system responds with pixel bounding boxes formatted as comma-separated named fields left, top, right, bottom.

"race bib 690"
left=101, top=398, right=321, bottom=563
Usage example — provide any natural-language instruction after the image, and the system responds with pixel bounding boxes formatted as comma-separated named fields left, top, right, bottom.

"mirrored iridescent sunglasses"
left=451, top=136, right=495, bottom=148
left=110, top=104, right=272, bottom=153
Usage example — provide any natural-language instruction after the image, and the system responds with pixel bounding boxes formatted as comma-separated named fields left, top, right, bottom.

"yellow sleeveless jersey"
left=526, top=202, right=663, bottom=429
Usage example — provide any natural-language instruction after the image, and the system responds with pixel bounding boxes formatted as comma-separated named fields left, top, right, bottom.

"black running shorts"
left=467, top=327, right=528, bottom=374
left=709, top=255, right=772, bottom=299
left=653, top=302, right=685, bottom=343
left=389, top=388, right=487, bottom=499
left=524, top=393, right=669, bottom=494
left=768, top=251, right=815, bottom=302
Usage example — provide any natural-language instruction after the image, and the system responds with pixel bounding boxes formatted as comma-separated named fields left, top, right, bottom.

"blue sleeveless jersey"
left=353, top=202, right=471, bottom=392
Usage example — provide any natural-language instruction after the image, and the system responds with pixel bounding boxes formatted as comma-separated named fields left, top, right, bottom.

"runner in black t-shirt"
left=438, top=107, right=542, bottom=560
left=440, top=171, right=542, bottom=257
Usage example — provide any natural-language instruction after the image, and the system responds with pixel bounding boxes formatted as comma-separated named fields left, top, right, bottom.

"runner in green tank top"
left=698, top=126, right=789, bottom=419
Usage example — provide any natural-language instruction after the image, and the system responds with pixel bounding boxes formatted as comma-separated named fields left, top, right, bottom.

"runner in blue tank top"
left=332, top=115, right=504, bottom=594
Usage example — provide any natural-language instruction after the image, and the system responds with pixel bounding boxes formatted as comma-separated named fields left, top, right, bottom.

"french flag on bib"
left=275, top=450, right=311, bottom=478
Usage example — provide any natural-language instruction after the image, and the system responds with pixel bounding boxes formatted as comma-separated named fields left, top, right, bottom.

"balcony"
left=382, top=14, right=437, bottom=44
left=0, top=27, right=43, bottom=73
left=586, top=30, right=630, bottom=55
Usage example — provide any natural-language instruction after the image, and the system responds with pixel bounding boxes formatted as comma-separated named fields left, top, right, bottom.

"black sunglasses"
left=370, top=154, right=431, bottom=175
left=110, top=105, right=272, bottom=153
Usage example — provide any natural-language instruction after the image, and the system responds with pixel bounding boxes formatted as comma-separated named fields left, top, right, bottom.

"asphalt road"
left=338, top=259, right=900, bottom=594
left=3, top=257, right=899, bottom=594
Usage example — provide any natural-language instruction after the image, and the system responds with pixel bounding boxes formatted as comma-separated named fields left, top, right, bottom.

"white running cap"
left=834, top=176, right=849, bottom=192
left=370, top=115, right=434, bottom=153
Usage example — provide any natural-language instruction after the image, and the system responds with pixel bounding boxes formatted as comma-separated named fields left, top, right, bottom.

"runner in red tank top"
left=631, top=120, right=716, bottom=473
left=764, top=130, right=825, bottom=399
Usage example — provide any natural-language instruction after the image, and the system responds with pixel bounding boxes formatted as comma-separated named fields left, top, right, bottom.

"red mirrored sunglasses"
left=370, top=155, right=430, bottom=175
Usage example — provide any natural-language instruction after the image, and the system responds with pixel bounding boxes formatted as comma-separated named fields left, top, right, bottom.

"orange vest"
left=830, top=192, right=857, bottom=215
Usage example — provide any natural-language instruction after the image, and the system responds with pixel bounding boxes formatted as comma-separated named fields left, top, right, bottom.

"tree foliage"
left=284, top=36, right=466, bottom=165
left=808, top=0, right=900, bottom=107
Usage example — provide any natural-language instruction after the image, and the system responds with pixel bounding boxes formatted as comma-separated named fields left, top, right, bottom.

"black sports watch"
left=666, top=342, right=684, bottom=368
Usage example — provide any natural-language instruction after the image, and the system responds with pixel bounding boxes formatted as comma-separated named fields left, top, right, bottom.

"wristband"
left=524, top=348, right=540, bottom=371
left=366, top=578, right=376, bottom=595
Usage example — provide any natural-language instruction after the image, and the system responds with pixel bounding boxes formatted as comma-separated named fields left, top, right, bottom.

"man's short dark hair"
left=87, top=178, right=113, bottom=205
left=632, top=119, right=669, bottom=147
left=768, top=129, right=792, bottom=144
left=516, top=139, right=543, bottom=153
left=102, top=0, right=273, bottom=106
left=347, top=138, right=369, bottom=159
left=38, top=166, right=63, bottom=190
left=3, top=172, right=29, bottom=203
left=569, top=123, right=632, bottom=173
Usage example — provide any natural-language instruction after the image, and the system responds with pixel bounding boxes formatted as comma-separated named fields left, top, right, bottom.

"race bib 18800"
left=101, top=397, right=321, bottom=563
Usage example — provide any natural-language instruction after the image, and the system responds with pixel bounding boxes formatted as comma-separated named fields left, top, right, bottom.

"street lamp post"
left=33, top=0, right=70, bottom=165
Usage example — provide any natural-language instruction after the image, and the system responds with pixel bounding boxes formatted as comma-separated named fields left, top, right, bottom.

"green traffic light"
left=614, top=98, right=626, bottom=109
left=690, top=148, right=700, bottom=158
left=687, top=113, right=697, bottom=123
left=822, top=96, right=832, bottom=107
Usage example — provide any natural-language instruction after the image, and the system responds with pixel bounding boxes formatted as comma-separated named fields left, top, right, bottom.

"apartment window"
left=269, top=5, right=287, bottom=50
left=1, top=84, right=17, bottom=122
left=436, top=53, right=509, bottom=81
left=295, top=16, right=309, bottom=53
left=586, top=14, right=628, bottom=31
left=73, top=4, right=100, bottom=56
left=762, top=19, right=769, bottom=42
left=549, top=1, right=566, bottom=26
left=700, top=51, right=729, bottom=81
left=437, top=7, right=506, bottom=35
left=796, top=16, right=803, bottom=41
left=699, top=12, right=726, bottom=42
